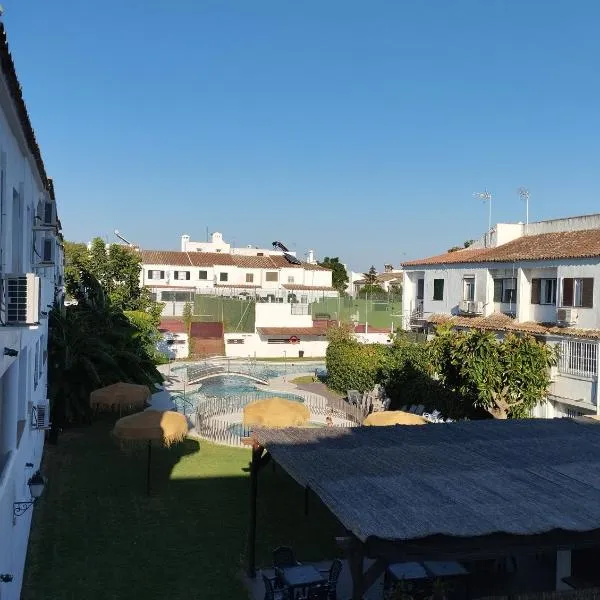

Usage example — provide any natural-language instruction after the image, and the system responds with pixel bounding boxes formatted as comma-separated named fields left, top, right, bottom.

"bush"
left=326, top=340, right=387, bottom=393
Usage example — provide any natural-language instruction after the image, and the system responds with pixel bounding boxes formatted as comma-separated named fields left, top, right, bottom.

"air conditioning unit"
left=556, top=308, right=577, bottom=326
left=31, top=398, right=51, bottom=430
left=459, top=300, right=484, bottom=315
left=5, top=273, right=41, bottom=325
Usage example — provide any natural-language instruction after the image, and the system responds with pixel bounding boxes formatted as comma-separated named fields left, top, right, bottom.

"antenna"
left=473, top=189, right=493, bottom=244
left=518, top=187, right=530, bottom=231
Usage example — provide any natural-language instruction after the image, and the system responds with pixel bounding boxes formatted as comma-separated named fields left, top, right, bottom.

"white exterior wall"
left=0, top=64, right=61, bottom=600
left=224, top=333, right=327, bottom=358
left=255, top=303, right=312, bottom=328
left=556, top=260, right=600, bottom=329
left=356, top=332, right=391, bottom=344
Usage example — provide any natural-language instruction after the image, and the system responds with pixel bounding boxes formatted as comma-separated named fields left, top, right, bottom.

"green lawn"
left=289, top=375, right=317, bottom=384
left=23, top=422, right=340, bottom=600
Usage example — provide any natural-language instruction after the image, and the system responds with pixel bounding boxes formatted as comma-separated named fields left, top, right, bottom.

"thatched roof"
left=90, top=382, right=150, bottom=411
left=253, top=418, right=600, bottom=545
left=244, top=397, right=310, bottom=428
left=363, top=411, right=427, bottom=426
left=113, top=410, right=188, bottom=446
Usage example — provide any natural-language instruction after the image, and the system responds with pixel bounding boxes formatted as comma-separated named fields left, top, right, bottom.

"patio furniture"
left=319, top=558, right=342, bottom=599
left=280, top=565, right=327, bottom=597
left=273, top=546, right=300, bottom=569
left=263, top=573, right=291, bottom=600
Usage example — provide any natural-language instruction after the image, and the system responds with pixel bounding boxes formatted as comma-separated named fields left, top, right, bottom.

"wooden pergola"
left=246, top=418, right=600, bottom=599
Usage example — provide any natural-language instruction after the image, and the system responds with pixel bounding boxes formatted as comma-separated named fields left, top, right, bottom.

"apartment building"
left=140, top=246, right=335, bottom=316
left=402, top=215, right=600, bottom=420
left=0, top=23, right=63, bottom=600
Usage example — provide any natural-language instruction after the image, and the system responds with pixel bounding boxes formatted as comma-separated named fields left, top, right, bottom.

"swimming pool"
left=193, top=375, right=305, bottom=401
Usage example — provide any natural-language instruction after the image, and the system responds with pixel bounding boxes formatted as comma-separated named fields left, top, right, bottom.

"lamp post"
left=474, top=189, right=493, bottom=245
left=13, top=471, right=46, bottom=519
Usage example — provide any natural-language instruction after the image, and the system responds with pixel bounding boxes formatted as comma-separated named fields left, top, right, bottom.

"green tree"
left=363, top=265, right=378, bottom=285
left=318, top=257, right=349, bottom=295
left=48, top=269, right=163, bottom=443
left=182, top=302, right=193, bottom=332
left=64, top=237, right=162, bottom=323
left=463, top=239, right=476, bottom=248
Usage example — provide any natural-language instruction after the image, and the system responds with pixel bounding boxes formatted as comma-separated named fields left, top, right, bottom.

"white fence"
left=558, top=340, right=599, bottom=378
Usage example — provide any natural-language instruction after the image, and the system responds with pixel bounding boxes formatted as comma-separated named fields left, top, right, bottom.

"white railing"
left=559, top=340, right=598, bottom=378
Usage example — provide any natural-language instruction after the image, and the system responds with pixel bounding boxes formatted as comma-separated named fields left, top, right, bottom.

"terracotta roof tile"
left=427, top=312, right=600, bottom=339
left=403, top=229, right=600, bottom=267
left=231, top=255, right=277, bottom=268
left=282, top=284, right=336, bottom=291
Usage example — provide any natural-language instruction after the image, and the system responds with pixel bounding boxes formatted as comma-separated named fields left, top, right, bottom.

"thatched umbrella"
left=243, top=397, right=310, bottom=429
left=363, top=410, right=427, bottom=426
left=90, top=382, right=150, bottom=415
left=113, top=410, right=188, bottom=495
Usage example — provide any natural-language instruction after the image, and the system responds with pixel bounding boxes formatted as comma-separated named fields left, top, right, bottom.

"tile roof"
left=140, top=249, right=329, bottom=271
left=427, top=312, right=600, bottom=340
left=282, top=284, right=336, bottom=291
left=0, top=23, right=50, bottom=189
left=403, top=229, right=600, bottom=267
left=214, top=283, right=260, bottom=288
left=158, top=319, right=187, bottom=334
left=257, top=326, right=328, bottom=337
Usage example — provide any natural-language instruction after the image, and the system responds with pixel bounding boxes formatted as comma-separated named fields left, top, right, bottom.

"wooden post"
left=349, top=541, right=365, bottom=600
left=247, top=444, right=262, bottom=578
left=304, top=486, right=309, bottom=516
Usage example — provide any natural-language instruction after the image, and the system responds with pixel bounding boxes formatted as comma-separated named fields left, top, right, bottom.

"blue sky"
left=5, top=1, right=600, bottom=271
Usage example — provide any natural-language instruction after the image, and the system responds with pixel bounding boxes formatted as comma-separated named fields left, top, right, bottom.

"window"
left=257, top=252, right=264, bottom=256
left=246, top=273, right=254, bottom=283
left=463, top=277, right=475, bottom=302
left=493, top=278, right=517, bottom=303
left=199, top=270, right=208, bottom=280
left=416, top=278, right=424, bottom=300
left=174, top=271, right=190, bottom=280
left=265, top=272, right=278, bottom=282
left=33, top=339, right=39, bottom=390
left=226, top=338, right=245, bottom=345
left=562, top=278, right=593, bottom=308
left=219, top=272, right=228, bottom=282
left=147, top=270, right=165, bottom=280
left=432, top=279, right=444, bottom=301
left=288, top=276, right=295, bottom=284
left=12, top=187, right=23, bottom=272
left=531, top=278, right=557, bottom=305
left=559, top=340, right=597, bottom=377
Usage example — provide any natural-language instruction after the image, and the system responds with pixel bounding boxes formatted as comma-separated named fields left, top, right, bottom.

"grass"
left=254, top=356, right=325, bottom=362
left=289, top=375, right=318, bottom=384
left=23, top=421, right=340, bottom=600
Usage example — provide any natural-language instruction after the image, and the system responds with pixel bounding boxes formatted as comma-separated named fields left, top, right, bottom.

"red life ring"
left=289, top=335, right=299, bottom=344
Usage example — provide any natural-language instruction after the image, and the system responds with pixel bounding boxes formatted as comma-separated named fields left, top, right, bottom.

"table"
left=423, top=561, right=469, bottom=578
left=281, top=565, right=327, bottom=596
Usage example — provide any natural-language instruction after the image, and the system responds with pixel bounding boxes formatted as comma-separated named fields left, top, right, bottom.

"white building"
left=402, top=214, right=600, bottom=419
left=140, top=246, right=336, bottom=316
left=224, top=303, right=391, bottom=359
left=0, top=22, right=63, bottom=600
left=350, top=264, right=404, bottom=297
left=180, top=231, right=298, bottom=257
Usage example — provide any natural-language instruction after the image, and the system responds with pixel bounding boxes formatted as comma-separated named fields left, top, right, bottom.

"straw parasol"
left=243, top=397, right=310, bottom=429
left=363, top=410, right=427, bottom=426
left=113, top=410, right=188, bottom=494
left=90, top=382, right=150, bottom=415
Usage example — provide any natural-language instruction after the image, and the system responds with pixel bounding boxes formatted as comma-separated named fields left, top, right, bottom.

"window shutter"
left=562, top=278, right=574, bottom=307
left=186, top=272, right=190, bottom=280
left=531, top=279, right=541, bottom=304
left=493, top=279, right=503, bottom=303
left=582, top=278, right=594, bottom=308
left=147, top=270, right=153, bottom=280
left=160, top=271, right=165, bottom=279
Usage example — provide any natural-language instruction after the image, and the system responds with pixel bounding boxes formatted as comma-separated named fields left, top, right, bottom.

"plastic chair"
left=319, top=559, right=342, bottom=600
left=273, top=546, right=299, bottom=569
left=263, top=573, right=291, bottom=600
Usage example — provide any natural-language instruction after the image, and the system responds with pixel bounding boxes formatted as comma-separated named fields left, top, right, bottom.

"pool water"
left=193, top=375, right=305, bottom=401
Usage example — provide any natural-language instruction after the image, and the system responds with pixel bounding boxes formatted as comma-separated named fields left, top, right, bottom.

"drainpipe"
left=596, top=341, right=600, bottom=416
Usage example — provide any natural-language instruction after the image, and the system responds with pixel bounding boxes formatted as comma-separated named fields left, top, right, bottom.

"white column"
left=556, top=549, right=572, bottom=590
left=516, top=268, right=529, bottom=322
left=0, top=361, right=20, bottom=455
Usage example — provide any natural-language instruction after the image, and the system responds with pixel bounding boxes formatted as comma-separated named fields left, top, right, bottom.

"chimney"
left=181, top=234, right=190, bottom=251
left=307, top=249, right=315, bottom=264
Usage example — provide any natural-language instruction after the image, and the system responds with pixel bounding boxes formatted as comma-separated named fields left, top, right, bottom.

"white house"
left=350, top=264, right=404, bottom=297
left=140, top=245, right=336, bottom=317
left=181, top=231, right=298, bottom=257
left=0, top=22, right=63, bottom=600
left=402, top=214, right=600, bottom=420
